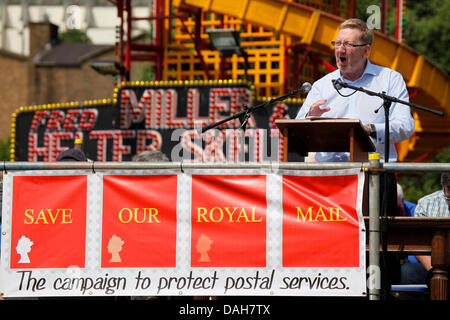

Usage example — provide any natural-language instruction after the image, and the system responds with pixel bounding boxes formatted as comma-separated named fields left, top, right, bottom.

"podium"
left=275, top=118, right=376, bottom=162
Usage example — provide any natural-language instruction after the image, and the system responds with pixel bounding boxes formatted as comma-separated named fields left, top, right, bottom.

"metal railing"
left=3, top=161, right=363, bottom=171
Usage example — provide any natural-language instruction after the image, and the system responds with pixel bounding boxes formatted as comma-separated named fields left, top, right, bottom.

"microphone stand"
left=333, top=79, right=444, bottom=300
left=333, top=79, right=444, bottom=162
left=201, top=88, right=305, bottom=133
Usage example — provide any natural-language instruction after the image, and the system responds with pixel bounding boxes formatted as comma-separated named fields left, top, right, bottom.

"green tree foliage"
left=59, top=29, right=92, bottom=44
left=136, top=62, right=155, bottom=81
left=356, top=0, right=380, bottom=22
left=398, top=144, right=450, bottom=203
left=403, top=0, right=450, bottom=75
left=135, top=34, right=155, bottom=81
left=0, top=137, right=11, bottom=161
left=356, top=0, right=450, bottom=75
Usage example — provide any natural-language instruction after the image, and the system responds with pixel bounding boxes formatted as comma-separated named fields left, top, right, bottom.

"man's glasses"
left=331, top=41, right=368, bottom=48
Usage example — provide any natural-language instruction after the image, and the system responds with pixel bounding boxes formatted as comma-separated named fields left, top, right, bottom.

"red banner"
left=191, top=175, right=267, bottom=267
left=101, top=175, right=178, bottom=267
left=282, top=175, right=360, bottom=267
left=10, top=175, right=87, bottom=269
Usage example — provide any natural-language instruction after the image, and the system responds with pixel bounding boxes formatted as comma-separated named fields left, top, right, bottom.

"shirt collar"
left=339, top=59, right=377, bottom=82
left=363, top=59, right=378, bottom=76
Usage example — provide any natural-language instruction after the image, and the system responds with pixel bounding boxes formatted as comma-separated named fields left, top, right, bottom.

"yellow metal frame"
left=165, top=1, right=356, bottom=97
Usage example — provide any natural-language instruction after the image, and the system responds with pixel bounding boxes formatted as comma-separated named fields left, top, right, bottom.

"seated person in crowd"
left=400, top=172, right=450, bottom=285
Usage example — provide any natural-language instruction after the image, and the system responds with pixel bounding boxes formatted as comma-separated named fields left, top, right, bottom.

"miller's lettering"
left=118, top=207, right=161, bottom=224
left=24, top=208, right=73, bottom=224
left=196, top=207, right=262, bottom=223
left=296, top=206, right=347, bottom=222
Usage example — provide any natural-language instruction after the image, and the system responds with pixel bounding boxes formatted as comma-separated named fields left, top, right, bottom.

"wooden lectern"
left=275, top=118, right=376, bottom=162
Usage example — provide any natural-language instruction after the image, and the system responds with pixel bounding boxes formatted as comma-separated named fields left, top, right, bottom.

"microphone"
left=332, top=79, right=343, bottom=90
left=299, top=82, right=312, bottom=93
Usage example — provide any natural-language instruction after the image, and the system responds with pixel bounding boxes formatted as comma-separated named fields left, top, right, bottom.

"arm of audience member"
left=415, top=255, right=432, bottom=271
left=413, top=199, right=435, bottom=272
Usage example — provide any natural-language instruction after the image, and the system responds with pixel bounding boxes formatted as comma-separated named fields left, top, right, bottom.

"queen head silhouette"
left=16, top=235, right=34, bottom=263
left=107, top=235, right=125, bottom=263
left=196, top=234, right=213, bottom=262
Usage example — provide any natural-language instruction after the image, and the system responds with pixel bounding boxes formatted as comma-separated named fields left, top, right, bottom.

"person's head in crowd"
left=441, top=172, right=450, bottom=206
left=396, top=183, right=406, bottom=216
left=132, top=150, right=169, bottom=162
left=56, top=148, right=87, bottom=162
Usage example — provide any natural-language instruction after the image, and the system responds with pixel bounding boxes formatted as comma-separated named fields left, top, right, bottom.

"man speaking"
left=296, top=18, right=415, bottom=163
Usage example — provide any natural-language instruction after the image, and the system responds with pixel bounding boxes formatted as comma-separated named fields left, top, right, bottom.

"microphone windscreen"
left=300, top=82, right=312, bottom=93
left=332, top=79, right=342, bottom=90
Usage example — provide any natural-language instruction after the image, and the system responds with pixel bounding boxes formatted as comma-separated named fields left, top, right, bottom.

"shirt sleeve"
left=373, top=71, right=415, bottom=144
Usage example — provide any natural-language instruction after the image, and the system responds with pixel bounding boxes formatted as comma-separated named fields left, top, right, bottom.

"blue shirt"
left=296, top=60, right=415, bottom=162
left=404, top=200, right=416, bottom=217
left=414, top=190, right=450, bottom=217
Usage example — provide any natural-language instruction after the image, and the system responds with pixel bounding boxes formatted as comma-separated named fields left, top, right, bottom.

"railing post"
left=368, top=153, right=381, bottom=300
left=430, top=230, right=449, bottom=300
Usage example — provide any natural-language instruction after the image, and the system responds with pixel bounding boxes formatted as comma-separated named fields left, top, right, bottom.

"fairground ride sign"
left=10, top=80, right=304, bottom=162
